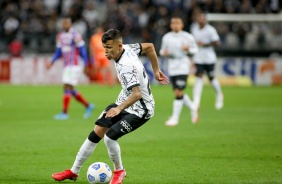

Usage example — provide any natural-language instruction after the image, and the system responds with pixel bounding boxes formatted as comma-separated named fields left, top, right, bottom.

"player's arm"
left=78, top=44, right=88, bottom=66
left=105, top=86, right=142, bottom=118
left=141, top=43, right=169, bottom=85
left=199, top=28, right=220, bottom=48
left=186, top=35, right=198, bottom=56
left=198, top=40, right=220, bottom=47
left=159, top=37, right=170, bottom=57
left=74, top=33, right=88, bottom=67
left=46, top=39, right=62, bottom=69
left=75, top=34, right=89, bottom=75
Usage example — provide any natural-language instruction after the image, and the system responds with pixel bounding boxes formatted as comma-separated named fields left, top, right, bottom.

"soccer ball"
left=87, top=162, right=112, bottom=184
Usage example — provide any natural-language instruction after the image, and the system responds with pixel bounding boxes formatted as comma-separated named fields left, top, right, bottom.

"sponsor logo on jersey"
left=120, top=120, right=132, bottom=133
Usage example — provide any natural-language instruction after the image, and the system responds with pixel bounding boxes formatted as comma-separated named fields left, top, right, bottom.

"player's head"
left=170, top=16, right=184, bottom=33
left=102, top=29, right=123, bottom=61
left=62, top=18, right=72, bottom=32
left=196, top=13, right=207, bottom=26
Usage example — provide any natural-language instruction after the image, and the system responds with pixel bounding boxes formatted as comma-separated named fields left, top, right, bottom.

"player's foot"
left=110, top=169, right=126, bottom=184
left=215, top=93, right=224, bottom=110
left=165, top=117, right=178, bottom=127
left=84, top=103, right=95, bottom=119
left=191, top=110, right=199, bottom=124
left=52, top=169, right=78, bottom=181
left=54, top=112, right=69, bottom=120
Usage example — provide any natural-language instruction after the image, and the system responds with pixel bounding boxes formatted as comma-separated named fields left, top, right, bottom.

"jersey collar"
left=115, top=48, right=125, bottom=63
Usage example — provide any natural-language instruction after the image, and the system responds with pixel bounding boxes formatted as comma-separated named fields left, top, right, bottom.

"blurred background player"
left=46, top=17, right=94, bottom=120
left=89, top=26, right=113, bottom=86
left=160, top=16, right=199, bottom=126
left=191, top=12, right=223, bottom=110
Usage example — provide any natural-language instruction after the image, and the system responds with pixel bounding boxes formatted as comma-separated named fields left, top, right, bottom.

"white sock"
left=71, top=138, right=97, bottom=174
left=211, top=78, right=222, bottom=96
left=171, top=99, right=183, bottom=121
left=104, top=135, right=123, bottom=171
left=183, top=94, right=196, bottom=111
left=193, top=77, right=203, bottom=108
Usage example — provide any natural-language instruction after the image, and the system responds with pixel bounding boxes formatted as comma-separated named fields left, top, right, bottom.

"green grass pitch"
left=0, top=84, right=281, bottom=184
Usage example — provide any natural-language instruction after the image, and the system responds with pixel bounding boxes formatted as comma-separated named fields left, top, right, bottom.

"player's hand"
left=197, top=41, right=204, bottom=47
left=105, top=107, right=121, bottom=118
left=46, top=62, right=53, bottom=70
left=182, top=45, right=189, bottom=51
left=155, top=70, right=169, bottom=85
left=163, top=49, right=169, bottom=56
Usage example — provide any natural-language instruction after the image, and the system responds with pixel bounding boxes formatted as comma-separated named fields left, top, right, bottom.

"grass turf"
left=0, top=84, right=281, bottom=184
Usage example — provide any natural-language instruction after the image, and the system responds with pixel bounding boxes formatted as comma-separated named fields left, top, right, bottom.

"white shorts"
left=62, top=66, right=83, bottom=86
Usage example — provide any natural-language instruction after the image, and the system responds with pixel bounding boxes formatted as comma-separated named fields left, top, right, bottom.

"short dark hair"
left=102, top=29, right=122, bottom=43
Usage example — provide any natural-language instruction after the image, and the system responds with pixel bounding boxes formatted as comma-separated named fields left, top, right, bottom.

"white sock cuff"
left=195, top=77, right=203, bottom=83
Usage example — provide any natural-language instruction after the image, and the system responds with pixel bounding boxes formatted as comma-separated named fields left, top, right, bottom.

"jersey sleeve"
left=127, top=43, right=142, bottom=56
left=187, top=34, right=198, bottom=55
left=56, top=33, right=62, bottom=48
left=210, top=27, right=220, bottom=42
left=119, top=64, right=140, bottom=90
left=159, top=35, right=168, bottom=56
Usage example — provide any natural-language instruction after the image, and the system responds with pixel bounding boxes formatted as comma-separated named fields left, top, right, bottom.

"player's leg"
left=54, top=83, right=72, bottom=120
left=193, top=64, right=205, bottom=110
left=70, top=125, right=107, bottom=174
left=52, top=125, right=107, bottom=181
left=206, top=64, right=223, bottom=110
left=71, top=88, right=95, bottom=118
left=165, top=76, right=184, bottom=126
left=69, top=66, right=94, bottom=118
left=172, top=75, right=199, bottom=124
left=104, top=113, right=148, bottom=184
left=54, top=66, right=75, bottom=120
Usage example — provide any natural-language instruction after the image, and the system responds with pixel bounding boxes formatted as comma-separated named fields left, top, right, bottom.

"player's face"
left=170, top=18, right=183, bottom=33
left=102, top=40, right=122, bottom=61
left=197, top=14, right=206, bottom=25
left=62, top=19, right=72, bottom=31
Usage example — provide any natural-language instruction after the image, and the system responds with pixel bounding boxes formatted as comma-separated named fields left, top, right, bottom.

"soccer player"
left=46, top=18, right=94, bottom=120
left=51, top=29, right=169, bottom=184
left=190, top=13, right=224, bottom=110
left=89, top=26, right=113, bottom=85
left=159, top=16, right=199, bottom=126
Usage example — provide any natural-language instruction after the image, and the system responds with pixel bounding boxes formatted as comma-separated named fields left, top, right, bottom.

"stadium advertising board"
left=0, top=55, right=281, bottom=85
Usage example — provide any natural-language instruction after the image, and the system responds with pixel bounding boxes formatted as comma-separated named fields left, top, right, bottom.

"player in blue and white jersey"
left=52, top=29, right=169, bottom=184
left=46, top=18, right=94, bottom=120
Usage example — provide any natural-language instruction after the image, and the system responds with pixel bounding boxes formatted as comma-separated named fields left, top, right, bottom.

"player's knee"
left=208, top=74, right=214, bottom=81
left=176, top=96, right=183, bottom=100
left=174, top=89, right=183, bottom=97
left=104, top=134, right=115, bottom=146
left=88, top=130, right=102, bottom=143
left=105, top=128, right=121, bottom=141
left=196, top=73, right=203, bottom=78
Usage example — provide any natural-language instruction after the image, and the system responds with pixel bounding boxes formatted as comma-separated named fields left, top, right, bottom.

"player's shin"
left=104, top=134, right=123, bottom=171
left=211, top=78, right=222, bottom=95
left=193, top=77, right=204, bottom=109
left=172, top=98, right=183, bottom=121
left=71, top=131, right=101, bottom=174
left=183, top=94, right=196, bottom=111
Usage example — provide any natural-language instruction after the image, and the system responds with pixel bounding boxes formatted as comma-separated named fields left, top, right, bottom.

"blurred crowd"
left=1, top=0, right=282, bottom=55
